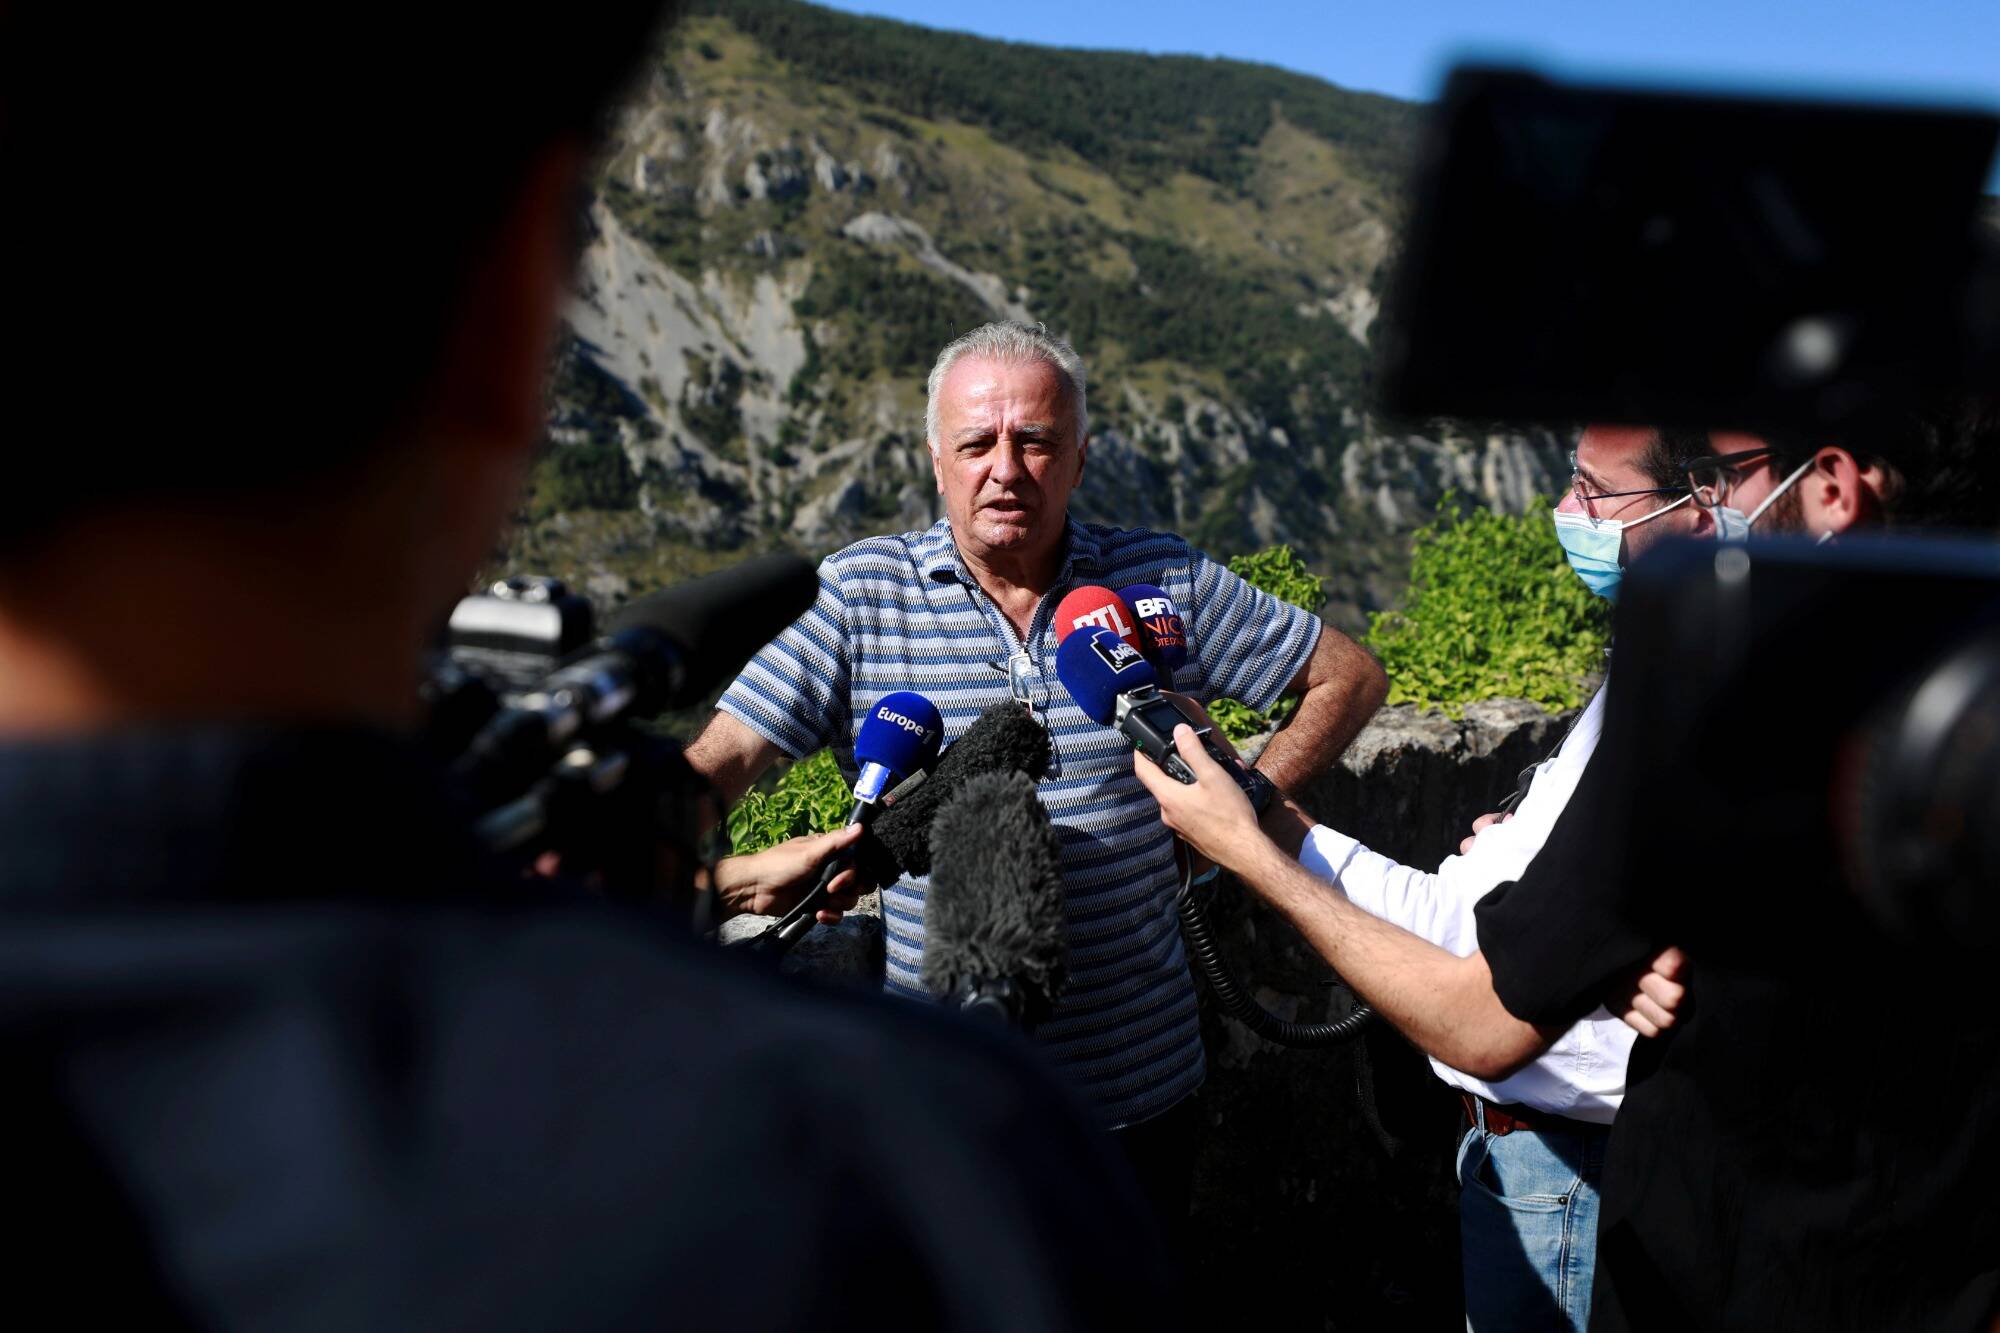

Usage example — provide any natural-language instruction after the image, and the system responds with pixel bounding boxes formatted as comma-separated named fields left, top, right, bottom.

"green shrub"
left=1363, top=493, right=1608, bottom=716
left=536, top=440, right=639, bottom=511
left=726, top=748, right=853, bottom=854
left=1207, top=544, right=1326, bottom=739
left=1226, top=544, right=1326, bottom=614
left=1206, top=697, right=1270, bottom=745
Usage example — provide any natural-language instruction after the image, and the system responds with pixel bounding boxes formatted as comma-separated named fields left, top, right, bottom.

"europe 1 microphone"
left=743, top=690, right=945, bottom=956
left=1054, top=627, right=1276, bottom=814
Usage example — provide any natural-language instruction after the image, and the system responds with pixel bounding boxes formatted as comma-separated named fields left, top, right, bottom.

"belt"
left=1459, top=1091, right=1610, bottom=1138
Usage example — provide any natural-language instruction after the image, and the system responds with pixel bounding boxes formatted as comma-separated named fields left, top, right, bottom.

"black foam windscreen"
left=605, top=553, right=818, bottom=708
left=920, top=771, right=1068, bottom=1027
left=857, top=702, right=1051, bottom=884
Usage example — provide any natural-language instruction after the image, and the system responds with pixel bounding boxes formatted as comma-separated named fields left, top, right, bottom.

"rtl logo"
left=1069, top=601, right=1131, bottom=639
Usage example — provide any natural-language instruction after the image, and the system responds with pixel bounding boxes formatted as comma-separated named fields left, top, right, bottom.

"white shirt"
left=1298, top=688, right=1633, bottom=1123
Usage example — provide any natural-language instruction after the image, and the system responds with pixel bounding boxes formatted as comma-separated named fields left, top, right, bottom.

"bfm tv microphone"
left=1054, top=628, right=1275, bottom=812
left=921, top=770, right=1068, bottom=1031
left=746, top=690, right=944, bottom=955
left=1118, top=583, right=1188, bottom=674
left=1053, top=584, right=1142, bottom=651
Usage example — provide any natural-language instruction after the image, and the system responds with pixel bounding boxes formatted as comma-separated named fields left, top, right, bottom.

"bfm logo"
left=876, top=706, right=934, bottom=738
left=1069, top=601, right=1131, bottom=638
left=1133, top=596, right=1185, bottom=649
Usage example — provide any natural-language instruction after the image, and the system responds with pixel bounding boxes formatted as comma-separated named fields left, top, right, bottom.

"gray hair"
left=924, top=321, right=1088, bottom=451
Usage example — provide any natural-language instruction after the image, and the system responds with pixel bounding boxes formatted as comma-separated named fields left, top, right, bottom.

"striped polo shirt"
left=717, top=516, right=1321, bottom=1127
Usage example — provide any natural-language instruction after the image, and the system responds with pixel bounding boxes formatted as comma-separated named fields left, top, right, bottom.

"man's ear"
left=423, top=140, right=586, bottom=463
left=1802, top=446, right=1880, bottom=537
left=929, top=441, right=944, bottom=494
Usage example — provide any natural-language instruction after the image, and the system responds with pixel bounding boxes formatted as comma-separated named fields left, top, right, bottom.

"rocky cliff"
left=512, top=0, right=1571, bottom=629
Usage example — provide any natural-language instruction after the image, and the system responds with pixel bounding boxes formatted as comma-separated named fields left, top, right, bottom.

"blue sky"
left=817, top=0, right=2000, bottom=186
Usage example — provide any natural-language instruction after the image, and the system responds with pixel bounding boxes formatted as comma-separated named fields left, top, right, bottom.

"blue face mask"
left=1714, top=456, right=1817, bottom=541
left=1551, top=493, right=1691, bottom=601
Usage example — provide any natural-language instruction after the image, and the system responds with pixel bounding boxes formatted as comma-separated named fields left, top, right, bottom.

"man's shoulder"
left=821, top=522, right=950, bottom=580
left=1076, top=521, right=1201, bottom=577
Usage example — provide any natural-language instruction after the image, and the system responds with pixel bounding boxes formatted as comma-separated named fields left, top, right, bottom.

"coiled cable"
left=1175, top=841, right=1376, bottom=1047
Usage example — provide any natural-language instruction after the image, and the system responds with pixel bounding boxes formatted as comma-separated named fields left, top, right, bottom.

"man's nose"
left=988, top=440, right=1025, bottom=484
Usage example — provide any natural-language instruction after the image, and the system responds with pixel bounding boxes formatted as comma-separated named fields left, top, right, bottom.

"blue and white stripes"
left=717, top=517, right=1321, bottom=1127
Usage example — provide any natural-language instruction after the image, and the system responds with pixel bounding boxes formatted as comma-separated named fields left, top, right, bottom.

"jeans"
left=1455, top=1111, right=1608, bottom=1332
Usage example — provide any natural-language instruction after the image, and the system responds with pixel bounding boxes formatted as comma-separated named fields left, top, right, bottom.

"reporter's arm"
left=1235, top=838, right=1558, bottom=1079
left=1137, top=724, right=1560, bottom=1080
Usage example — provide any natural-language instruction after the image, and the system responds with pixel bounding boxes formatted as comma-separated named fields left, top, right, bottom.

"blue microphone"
left=1055, top=628, right=1274, bottom=810
left=1119, top=583, right=1188, bottom=674
left=1056, top=626, right=1158, bottom=725
left=852, top=690, right=945, bottom=803
left=747, top=690, right=943, bottom=955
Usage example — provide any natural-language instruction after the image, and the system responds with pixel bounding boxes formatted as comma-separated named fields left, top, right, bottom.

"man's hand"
left=1459, top=810, right=1514, bottom=855
left=1611, top=946, right=1687, bottom=1038
left=712, top=824, right=865, bottom=923
left=1132, top=723, right=1270, bottom=876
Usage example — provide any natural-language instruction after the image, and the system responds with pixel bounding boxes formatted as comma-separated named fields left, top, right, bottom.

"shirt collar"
left=919, top=515, right=1105, bottom=586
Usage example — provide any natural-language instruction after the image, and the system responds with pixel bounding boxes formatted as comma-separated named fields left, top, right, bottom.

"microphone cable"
left=1172, top=838, right=1376, bottom=1047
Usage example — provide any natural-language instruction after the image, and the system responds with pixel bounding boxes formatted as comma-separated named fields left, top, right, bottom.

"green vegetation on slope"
left=1363, top=496, right=1608, bottom=716
left=687, top=0, right=1416, bottom=195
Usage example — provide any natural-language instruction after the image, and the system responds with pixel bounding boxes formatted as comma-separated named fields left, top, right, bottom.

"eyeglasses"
left=1683, top=447, right=1779, bottom=510
left=1566, top=452, right=1684, bottom=522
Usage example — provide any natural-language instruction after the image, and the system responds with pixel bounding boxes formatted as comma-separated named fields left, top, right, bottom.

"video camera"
left=1378, top=66, right=2000, bottom=943
left=425, top=555, right=817, bottom=900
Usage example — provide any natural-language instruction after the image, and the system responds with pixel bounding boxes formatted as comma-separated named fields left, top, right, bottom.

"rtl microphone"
left=1054, top=627, right=1276, bottom=812
left=1053, top=584, right=1143, bottom=651
left=746, top=690, right=944, bottom=955
left=1118, top=583, right=1188, bottom=674
left=921, top=771, right=1069, bottom=1031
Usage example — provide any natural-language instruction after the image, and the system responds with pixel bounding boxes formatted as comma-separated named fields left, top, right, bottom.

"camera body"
left=445, top=576, right=595, bottom=696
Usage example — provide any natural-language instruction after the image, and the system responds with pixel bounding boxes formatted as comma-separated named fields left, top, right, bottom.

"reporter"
left=1141, top=404, right=2000, bottom=1330
left=1, top=4, right=1172, bottom=1327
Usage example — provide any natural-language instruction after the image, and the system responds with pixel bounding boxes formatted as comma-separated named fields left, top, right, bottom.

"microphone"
left=1053, top=584, right=1142, bottom=651
left=855, top=701, right=1053, bottom=885
left=1054, top=627, right=1275, bottom=811
left=454, top=553, right=818, bottom=801
left=921, top=771, right=1069, bottom=1031
left=604, top=552, right=822, bottom=708
left=1118, top=583, right=1188, bottom=674
left=745, top=690, right=944, bottom=956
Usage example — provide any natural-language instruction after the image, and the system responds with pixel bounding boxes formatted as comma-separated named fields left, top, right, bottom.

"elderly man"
left=688, top=320, right=1386, bottom=1234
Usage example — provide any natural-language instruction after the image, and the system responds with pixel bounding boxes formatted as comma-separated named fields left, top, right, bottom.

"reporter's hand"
left=1611, top=946, right=1687, bottom=1038
left=1459, top=810, right=1514, bottom=855
left=1161, top=695, right=1223, bottom=879
left=713, top=824, right=865, bottom=923
left=1132, top=723, right=1266, bottom=876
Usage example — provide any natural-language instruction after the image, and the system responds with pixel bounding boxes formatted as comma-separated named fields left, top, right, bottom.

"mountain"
left=511, top=0, right=1570, bottom=630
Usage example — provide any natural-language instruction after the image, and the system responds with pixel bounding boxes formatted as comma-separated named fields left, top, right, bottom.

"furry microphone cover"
left=920, top=770, right=1068, bottom=1026
left=856, top=701, right=1051, bottom=884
